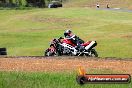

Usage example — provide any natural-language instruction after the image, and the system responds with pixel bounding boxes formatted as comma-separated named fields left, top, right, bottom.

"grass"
left=0, top=8, right=132, bottom=58
left=0, top=69, right=131, bottom=88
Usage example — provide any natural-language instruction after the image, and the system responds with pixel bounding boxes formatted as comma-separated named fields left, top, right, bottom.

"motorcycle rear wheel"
left=90, top=49, right=98, bottom=57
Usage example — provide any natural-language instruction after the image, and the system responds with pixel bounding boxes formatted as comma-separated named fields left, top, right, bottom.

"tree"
left=25, top=0, right=46, bottom=7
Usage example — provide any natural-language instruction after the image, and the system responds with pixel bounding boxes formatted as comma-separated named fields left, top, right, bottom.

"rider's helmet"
left=64, top=29, right=72, bottom=37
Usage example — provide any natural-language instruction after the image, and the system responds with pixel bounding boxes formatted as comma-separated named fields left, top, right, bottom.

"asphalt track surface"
left=97, top=8, right=132, bottom=13
left=0, top=56, right=132, bottom=74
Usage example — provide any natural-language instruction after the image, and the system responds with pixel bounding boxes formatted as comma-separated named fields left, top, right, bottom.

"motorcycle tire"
left=90, top=49, right=98, bottom=57
left=44, top=49, right=49, bottom=56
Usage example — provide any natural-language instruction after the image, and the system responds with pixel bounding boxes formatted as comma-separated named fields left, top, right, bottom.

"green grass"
left=0, top=8, right=132, bottom=58
left=0, top=70, right=131, bottom=88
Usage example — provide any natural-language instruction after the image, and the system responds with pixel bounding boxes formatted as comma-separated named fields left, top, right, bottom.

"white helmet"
left=64, top=29, right=72, bottom=37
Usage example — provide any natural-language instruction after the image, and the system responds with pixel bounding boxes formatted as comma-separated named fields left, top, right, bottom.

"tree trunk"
left=40, top=0, right=45, bottom=7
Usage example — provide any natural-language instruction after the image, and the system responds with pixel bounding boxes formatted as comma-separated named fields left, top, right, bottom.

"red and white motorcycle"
left=44, top=37, right=98, bottom=57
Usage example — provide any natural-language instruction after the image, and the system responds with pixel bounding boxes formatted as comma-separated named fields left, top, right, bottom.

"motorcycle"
left=44, top=37, right=98, bottom=57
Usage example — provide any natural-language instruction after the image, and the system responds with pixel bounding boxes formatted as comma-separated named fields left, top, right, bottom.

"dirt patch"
left=0, top=57, right=132, bottom=74
left=26, top=15, right=74, bottom=24
left=122, top=35, right=132, bottom=39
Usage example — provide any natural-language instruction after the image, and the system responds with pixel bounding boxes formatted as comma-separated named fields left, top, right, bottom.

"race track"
left=0, top=57, right=132, bottom=74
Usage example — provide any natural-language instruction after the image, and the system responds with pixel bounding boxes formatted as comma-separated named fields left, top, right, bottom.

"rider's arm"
left=65, top=35, right=76, bottom=40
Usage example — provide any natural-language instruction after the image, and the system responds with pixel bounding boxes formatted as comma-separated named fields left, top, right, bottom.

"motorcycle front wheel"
left=44, top=49, right=56, bottom=56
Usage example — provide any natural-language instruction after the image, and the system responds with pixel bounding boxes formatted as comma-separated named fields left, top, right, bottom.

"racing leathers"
left=65, top=34, right=85, bottom=51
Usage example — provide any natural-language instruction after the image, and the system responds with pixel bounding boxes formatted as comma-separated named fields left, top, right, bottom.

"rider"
left=64, top=29, right=84, bottom=51
left=64, top=29, right=84, bottom=45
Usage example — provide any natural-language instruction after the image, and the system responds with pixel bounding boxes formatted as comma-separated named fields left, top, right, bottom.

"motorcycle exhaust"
left=85, top=41, right=97, bottom=50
